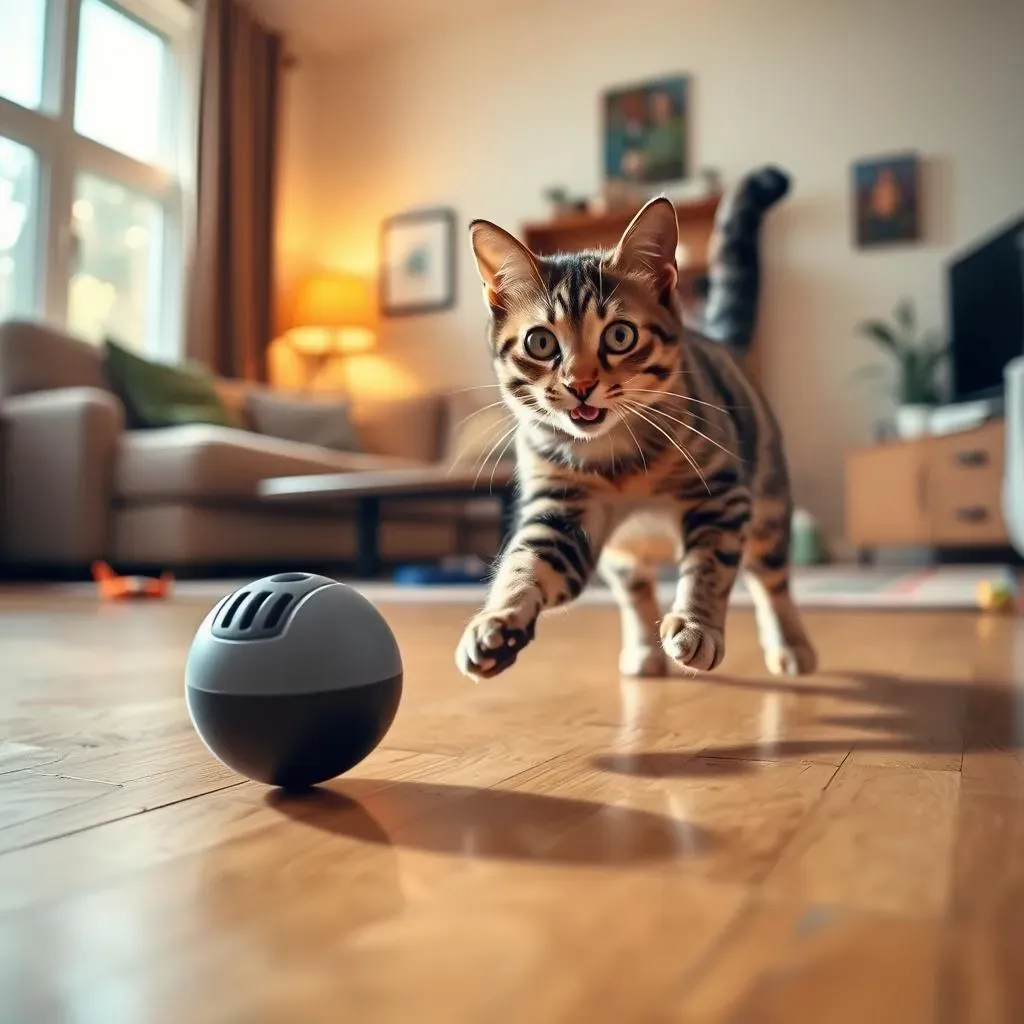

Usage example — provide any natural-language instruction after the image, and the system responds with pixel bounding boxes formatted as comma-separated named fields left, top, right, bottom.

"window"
left=0, top=0, right=195, bottom=355
left=75, top=0, right=168, bottom=165
left=0, top=138, right=40, bottom=321
left=0, top=0, right=47, bottom=111
left=69, top=173, right=164, bottom=347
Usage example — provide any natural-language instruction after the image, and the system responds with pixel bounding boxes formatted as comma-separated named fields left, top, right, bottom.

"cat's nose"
left=564, top=378, right=599, bottom=402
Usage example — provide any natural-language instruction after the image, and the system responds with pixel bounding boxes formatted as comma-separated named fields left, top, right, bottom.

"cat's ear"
left=469, top=219, right=543, bottom=310
left=609, top=196, right=679, bottom=298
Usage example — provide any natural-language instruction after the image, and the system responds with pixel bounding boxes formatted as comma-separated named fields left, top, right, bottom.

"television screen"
left=948, top=216, right=1024, bottom=401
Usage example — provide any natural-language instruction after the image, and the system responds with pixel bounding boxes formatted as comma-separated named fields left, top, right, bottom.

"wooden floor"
left=0, top=587, right=1022, bottom=1023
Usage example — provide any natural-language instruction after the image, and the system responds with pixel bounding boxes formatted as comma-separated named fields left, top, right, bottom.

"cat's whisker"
left=622, top=389, right=733, bottom=415
left=640, top=402, right=740, bottom=462
left=622, top=401, right=710, bottom=495
left=447, top=413, right=515, bottom=477
left=616, top=410, right=648, bottom=476
left=473, top=422, right=521, bottom=489
left=490, top=430, right=518, bottom=493
left=446, top=384, right=504, bottom=395
left=623, top=392, right=726, bottom=432
left=448, top=399, right=511, bottom=434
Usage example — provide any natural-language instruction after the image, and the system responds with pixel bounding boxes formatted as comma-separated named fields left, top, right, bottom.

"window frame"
left=0, top=0, right=197, bottom=358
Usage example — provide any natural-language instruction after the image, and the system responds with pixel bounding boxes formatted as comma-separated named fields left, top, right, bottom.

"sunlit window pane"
left=0, top=137, right=40, bottom=321
left=0, top=0, right=47, bottom=111
left=75, top=0, right=167, bottom=164
left=68, top=173, right=163, bottom=349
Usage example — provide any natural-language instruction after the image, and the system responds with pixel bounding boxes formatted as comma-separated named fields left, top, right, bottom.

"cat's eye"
left=524, top=327, right=559, bottom=360
left=601, top=320, right=638, bottom=354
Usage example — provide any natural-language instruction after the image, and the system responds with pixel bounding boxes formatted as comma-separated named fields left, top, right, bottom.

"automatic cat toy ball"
left=185, top=573, right=403, bottom=790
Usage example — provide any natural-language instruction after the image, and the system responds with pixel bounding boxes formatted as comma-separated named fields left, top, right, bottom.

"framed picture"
left=380, top=208, right=456, bottom=316
left=603, top=75, right=690, bottom=185
left=852, top=152, right=921, bottom=248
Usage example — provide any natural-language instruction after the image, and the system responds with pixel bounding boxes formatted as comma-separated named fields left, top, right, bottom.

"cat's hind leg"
left=743, top=505, right=817, bottom=676
left=599, top=549, right=668, bottom=678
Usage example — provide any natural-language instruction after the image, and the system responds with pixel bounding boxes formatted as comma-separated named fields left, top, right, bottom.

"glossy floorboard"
left=0, top=587, right=1022, bottom=1023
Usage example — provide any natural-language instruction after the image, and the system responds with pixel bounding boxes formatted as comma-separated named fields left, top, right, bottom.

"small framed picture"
left=603, top=75, right=690, bottom=185
left=852, top=152, right=921, bottom=248
left=380, top=208, right=456, bottom=316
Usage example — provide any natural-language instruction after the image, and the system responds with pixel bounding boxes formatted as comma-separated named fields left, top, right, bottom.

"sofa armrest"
left=1, top=387, right=125, bottom=565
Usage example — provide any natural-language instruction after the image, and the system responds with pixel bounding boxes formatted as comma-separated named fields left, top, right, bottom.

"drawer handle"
left=956, top=506, right=989, bottom=523
left=954, top=449, right=989, bottom=467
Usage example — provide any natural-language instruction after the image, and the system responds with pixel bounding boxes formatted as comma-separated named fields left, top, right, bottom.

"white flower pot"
left=896, top=404, right=932, bottom=439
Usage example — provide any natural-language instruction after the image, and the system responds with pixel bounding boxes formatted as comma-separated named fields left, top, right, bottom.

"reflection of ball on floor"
left=185, top=574, right=402, bottom=790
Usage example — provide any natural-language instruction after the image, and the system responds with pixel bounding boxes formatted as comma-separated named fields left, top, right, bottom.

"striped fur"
left=697, top=165, right=790, bottom=352
left=458, top=189, right=815, bottom=681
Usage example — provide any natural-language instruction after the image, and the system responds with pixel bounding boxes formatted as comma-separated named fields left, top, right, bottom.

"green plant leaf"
left=924, top=331, right=949, bottom=357
left=857, top=320, right=902, bottom=353
left=894, top=297, right=915, bottom=335
left=921, top=347, right=947, bottom=379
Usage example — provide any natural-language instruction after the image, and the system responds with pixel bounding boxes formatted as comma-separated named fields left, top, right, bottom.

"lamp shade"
left=289, top=271, right=376, bottom=355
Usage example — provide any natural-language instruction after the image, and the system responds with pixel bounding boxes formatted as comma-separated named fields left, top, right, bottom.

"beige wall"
left=275, top=0, right=1024, bottom=550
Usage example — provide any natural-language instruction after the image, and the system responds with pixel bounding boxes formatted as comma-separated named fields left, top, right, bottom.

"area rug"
left=353, top=563, right=1019, bottom=611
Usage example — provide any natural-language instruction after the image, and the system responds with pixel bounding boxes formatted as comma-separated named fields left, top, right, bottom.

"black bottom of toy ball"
left=187, top=674, right=402, bottom=790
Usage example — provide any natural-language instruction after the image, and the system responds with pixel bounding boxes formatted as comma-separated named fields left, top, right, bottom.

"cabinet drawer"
left=845, top=440, right=929, bottom=544
left=926, top=423, right=1006, bottom=544
left=927, top=422, right=1004, bottom=478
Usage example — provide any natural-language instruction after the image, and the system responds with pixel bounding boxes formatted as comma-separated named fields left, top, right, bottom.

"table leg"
left=356, top=496, right=381, bottom=578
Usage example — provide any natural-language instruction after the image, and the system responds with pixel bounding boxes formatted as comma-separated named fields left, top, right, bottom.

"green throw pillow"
left=103, top=338, right=241, bottom=430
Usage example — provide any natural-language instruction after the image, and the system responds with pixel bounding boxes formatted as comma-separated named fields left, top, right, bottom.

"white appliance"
left=1004, top=355, right=1024, bottom=557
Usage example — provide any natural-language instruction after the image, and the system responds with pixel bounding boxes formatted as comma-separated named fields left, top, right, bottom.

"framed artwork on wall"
left=852, top=152, right=922, bottom=248
left=380, top=208, right=457, bottom=316
left=602, top=75, right=690, bottom=186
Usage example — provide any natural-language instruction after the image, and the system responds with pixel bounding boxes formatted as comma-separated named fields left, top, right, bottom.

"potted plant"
left=855, top=297, right=948, bottom=439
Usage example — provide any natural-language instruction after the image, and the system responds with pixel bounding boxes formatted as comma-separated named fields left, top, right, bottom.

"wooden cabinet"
left=845, top=420, right=1008, bottom=553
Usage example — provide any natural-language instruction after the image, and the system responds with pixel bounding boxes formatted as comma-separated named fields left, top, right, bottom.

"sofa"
left=0, top=320, right=506, bottom=574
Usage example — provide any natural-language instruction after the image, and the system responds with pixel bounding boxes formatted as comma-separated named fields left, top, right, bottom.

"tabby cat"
left=457, top=166, right=816, bottom=681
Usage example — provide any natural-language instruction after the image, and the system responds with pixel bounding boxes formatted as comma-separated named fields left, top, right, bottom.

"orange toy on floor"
left=92, top=561, right=174, bottom=600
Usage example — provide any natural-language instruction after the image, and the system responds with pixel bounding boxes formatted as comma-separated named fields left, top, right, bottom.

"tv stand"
left=845, top=419, right=1008, bottom=558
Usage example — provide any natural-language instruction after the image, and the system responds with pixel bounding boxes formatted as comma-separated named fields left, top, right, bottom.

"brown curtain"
left=185, top=0, right=282, bottom=381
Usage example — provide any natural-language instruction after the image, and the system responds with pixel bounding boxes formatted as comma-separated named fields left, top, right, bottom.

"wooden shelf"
left=522, top=194, right=720, bottom=256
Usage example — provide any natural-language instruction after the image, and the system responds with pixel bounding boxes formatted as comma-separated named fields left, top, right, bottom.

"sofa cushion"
left=116, top=424, right=427, bottom=502
left=103, top=338, right=240, bottom=430
left=348, top=392, right=445, bottom=463
left=246, top=390, right=362, bottom=452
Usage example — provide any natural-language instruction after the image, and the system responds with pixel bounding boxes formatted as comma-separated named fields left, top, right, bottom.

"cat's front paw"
left=456, top=606, right=537, bottom=681
left=660, top=613, right=724, bottom=672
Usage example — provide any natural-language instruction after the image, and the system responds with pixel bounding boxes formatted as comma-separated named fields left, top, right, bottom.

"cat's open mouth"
left=569, top=404, right=608, bottom=428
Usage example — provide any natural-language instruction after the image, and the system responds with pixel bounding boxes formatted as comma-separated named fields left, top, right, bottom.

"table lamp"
left=288, top=270, right=376, bottom=391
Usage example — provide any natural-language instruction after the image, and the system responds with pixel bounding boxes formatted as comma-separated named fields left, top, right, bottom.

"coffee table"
left=259, top=464, right=517, bottom=578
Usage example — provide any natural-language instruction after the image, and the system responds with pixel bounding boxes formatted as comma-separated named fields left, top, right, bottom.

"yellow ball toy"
left=976, top=580, right=1016, bottom=613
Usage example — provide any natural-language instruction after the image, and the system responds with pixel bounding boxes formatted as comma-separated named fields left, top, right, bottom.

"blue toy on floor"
left=393, top=555, right=489, bottom=586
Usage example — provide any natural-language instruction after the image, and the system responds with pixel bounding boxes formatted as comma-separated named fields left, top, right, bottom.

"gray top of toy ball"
left=185, top=573, right=402, bottom=698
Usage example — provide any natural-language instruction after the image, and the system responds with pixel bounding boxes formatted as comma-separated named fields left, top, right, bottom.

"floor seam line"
left=0, top=779, right=250, bottom=855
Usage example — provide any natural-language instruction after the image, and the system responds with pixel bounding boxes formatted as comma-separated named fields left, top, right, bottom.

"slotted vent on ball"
left=212, top=583, right=307, bottom=640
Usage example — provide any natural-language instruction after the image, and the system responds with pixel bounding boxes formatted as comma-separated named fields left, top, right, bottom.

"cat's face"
left=470, top=199, right=682, bottom=442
